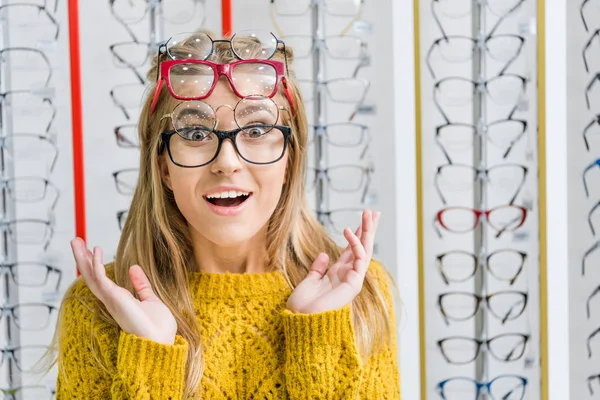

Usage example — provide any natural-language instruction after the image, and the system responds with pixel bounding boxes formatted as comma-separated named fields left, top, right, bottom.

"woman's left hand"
left=286, top=209, right=381, bottom=315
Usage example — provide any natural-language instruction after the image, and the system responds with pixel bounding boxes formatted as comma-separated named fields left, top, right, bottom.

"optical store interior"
left=0, top=0, right=595, bottom=399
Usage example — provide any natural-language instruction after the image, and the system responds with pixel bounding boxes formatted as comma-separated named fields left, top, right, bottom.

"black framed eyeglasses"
left=581, top=0, right=595, bottom=33
left=159, top=96, right=292, bottom=168
left=437, top=333, right=530, bottom=365
left=584, top=114, right=600, bottom=151
left=114, top=124, right=139, bottom=148
left=587, top=326, right=600, bottom=358
left=112, top=168, right=138, bottom=196
left=435, top=115, right=528, bottom=163
left=587, top=200, right=600, bottom=235
left=436, top=249, right=527, bottom=285
left=426, top=34, right=525, bottom=79
left=583, top=240, right=600, bottom=275
left=117, top=210, right=128, bottom=231
left=0, top=262, right=61, bottom=290
left=438, top=290, right=528, bottom=325
left=0, top=303, right=56, bottom=331
left=434, top=163, right=528, bottom=205
left=585, top=72, right=600, bottom=110
left=589, top=373, right=600, bottom=396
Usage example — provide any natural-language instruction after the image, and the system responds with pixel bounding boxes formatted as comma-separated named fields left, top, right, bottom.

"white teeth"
left=206, top=190, right=250, bottom=199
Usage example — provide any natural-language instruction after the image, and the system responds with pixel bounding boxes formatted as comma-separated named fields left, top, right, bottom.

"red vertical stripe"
left=222, top=0, right=232, bottom=37
left=68, top=0, right=86, bottom=276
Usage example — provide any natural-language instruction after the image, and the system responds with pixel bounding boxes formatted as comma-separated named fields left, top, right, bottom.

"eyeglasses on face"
left=159, top=96, right=292, bottom=168
left=436, top=249, right=527, bottom=285
left=434, top=163, right=528, bottom=205
left=434, top=205, right=528, bottom=238
left=437, top=333, right=530, bottom=365
left=438, top=290, right=528, bottom=325
left=437, top=375, right=528, bottom=400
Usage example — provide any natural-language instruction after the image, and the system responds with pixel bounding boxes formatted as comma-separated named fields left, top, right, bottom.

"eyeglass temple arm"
left=433, top=166, right=447, bottom=205
left=269, top=1, right=284, bottom=38
left=430, top=0, right=448, bottom=40
left=588, top=200, right=600, bottom=235
left=587, top=326, right=600, bottom=358
left=582, top=159, right=600, bottom=197
left=585, top=73, right=600, bottom=110
left=425, top=41, right=439, bottom=79
left=588, top=374, right=600, bottom=396
left=583, top=116, right=598, bottom=151
left=508, top=166, right=528, bottom=205
left=582, top=30, right=600, bottom=73
left=587, top=285, right=600, bottom=319
left=581, top=0, right=591, bottom=33
left=582, top=240, right=600, bottom=275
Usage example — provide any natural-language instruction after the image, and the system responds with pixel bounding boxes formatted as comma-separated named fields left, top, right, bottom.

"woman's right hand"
left=70, top=237, right=178, bottom=345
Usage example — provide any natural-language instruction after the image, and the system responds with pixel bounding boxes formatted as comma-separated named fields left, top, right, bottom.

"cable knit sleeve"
left=56, top=273, right=189, bottom=400
left=281, top=260, right=401, bottom=399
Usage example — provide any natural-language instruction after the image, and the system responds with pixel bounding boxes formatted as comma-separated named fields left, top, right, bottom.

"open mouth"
left=204, top=191, right=252, bottom=207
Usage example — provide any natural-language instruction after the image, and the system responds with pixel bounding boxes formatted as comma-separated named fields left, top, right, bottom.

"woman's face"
left=160, top=79, right=289, bottom=246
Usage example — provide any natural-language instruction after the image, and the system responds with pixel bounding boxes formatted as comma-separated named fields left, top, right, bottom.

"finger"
left=306, top=253, right=330, bottom=281
left=360, top=210, right=377, bottom=260
left=344, top=227, right=368, bottom=280
left=71, top=238, right=96, bottom=290
left=92, top=247, right=119, bottom=296
left=339, top=224, right=362, bottom=264
left=129, top=265, right=158, bottom=302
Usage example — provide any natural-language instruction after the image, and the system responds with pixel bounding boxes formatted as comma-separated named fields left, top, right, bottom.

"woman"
left=53, top=31, right=401, bottom=399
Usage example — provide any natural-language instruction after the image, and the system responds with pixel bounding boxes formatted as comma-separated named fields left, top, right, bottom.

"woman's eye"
left=181, top=129, right=211, bottom=141
left=243, top=125, right=268, bottom=138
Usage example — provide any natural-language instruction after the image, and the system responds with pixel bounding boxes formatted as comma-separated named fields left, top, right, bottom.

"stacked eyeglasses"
left=107, top=0, right=209, bottom=238
left=580, top=0, right=600, bottom=396
left=0, top=1, right=62, bottom=396
left=423, top=0, right=540, bottom=399
left=269, top=0, right=377, bottom=244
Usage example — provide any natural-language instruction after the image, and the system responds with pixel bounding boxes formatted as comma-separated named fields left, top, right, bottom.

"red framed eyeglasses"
left=150, top=59, right=292, bottom=113
left=434, top=205, right=528, bottom=238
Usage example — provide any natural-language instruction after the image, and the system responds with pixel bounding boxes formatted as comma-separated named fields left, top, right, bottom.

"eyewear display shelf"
left=417, top=0, right=542, bottom=399
left=565, top=1, right=600, bottom=399
left=0, top=0, right=63, bottom=398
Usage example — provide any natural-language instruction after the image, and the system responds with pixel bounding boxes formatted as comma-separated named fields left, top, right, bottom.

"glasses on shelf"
left=282, top=35, right=367, bottom=59
left=298, top=78, right=370, bottom=103
left=434, top=205, right=528, bottom=238
left=585, top=73, right=600, bottom=110
left=583, top=240, right=600, bottom=275
left=0, top=177, right=59, bottom=210
left=110, top=82, right=148, bottom=120
left=117, top=210, right=128, bottom=231
left=306, top=164, right=372, bottom=193
left=589, top=373, right=600, bottom=396
left=583, top=28, right=600, bottom=73
left=0, top=345, right=49, bottom=372
left=437, top=333, right=530, bottom=365
left=270, top=0, right=363, bottom=17
left=0, top=48, right=52, bottom=91
left=0, top=134, right=59, bottom=174
left=435, top=117, right=528, bottom=163
left=160, top=96, right=291, bottom=168
left=115, top=124, right=140, bottom=148
left=437, top=375, right=527, bottom=400
left=588, top=327, right=600, bottom=358
left=426, top=34, right=525, bottom=78
left=308, top=122, right=369, bottom=147
left=0, top=303, right=56, bottom=331
left=583, top=114, right=600, bottom=151
left=434, top=74, right=528, bottom=108
left=0, top=262, right=61, bottom=290
left=434, top=163, right=528, bottom=205
left=583, top=158, right=600, bottom=197
left=0, top=90, right=56, bottom=133
left=112, top=168, right=138, bottom=196
left=431, top=0, right=525, bottom=38
left=588, top=285, right=600, bottom=319
left=438, top=290, right=528, bottom=325
left=587, top=200, right=600, bottom=235
left=437, top=249, right=527, bottom=285
left=316, top=208, right=365, bottom=234
left=581, top=0, right=598, bottom=33
left=0, top=3, right=59, bottom=48
left=0, top=385, right=56, bottom=400
left=0, top=218, right=54, bottom=250
left=109, top=41, right=151, bottom=84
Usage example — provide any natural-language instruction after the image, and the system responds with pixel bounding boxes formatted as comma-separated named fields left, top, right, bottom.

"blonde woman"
left=53, top=31, right=401, bottom=399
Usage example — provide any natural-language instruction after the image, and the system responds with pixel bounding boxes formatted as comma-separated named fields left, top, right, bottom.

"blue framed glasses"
left=437, top=375, right=527, bottom=400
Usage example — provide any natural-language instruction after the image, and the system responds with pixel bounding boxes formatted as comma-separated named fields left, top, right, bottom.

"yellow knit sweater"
left=56, top=260, right=401, bottom=399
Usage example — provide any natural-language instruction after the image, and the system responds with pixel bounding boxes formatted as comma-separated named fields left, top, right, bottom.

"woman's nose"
left=210, top=139, right=243, bottom=176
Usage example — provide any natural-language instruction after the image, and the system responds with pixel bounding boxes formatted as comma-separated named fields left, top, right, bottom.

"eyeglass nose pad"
left=213, top=104, right=235, bottom=129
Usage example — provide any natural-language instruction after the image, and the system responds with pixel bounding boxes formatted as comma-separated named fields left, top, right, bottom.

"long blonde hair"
left=49, top=31, right=399, bottom=398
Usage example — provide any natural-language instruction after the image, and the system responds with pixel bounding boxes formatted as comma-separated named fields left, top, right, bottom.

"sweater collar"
left=188, top=269, right=292, bottom=299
